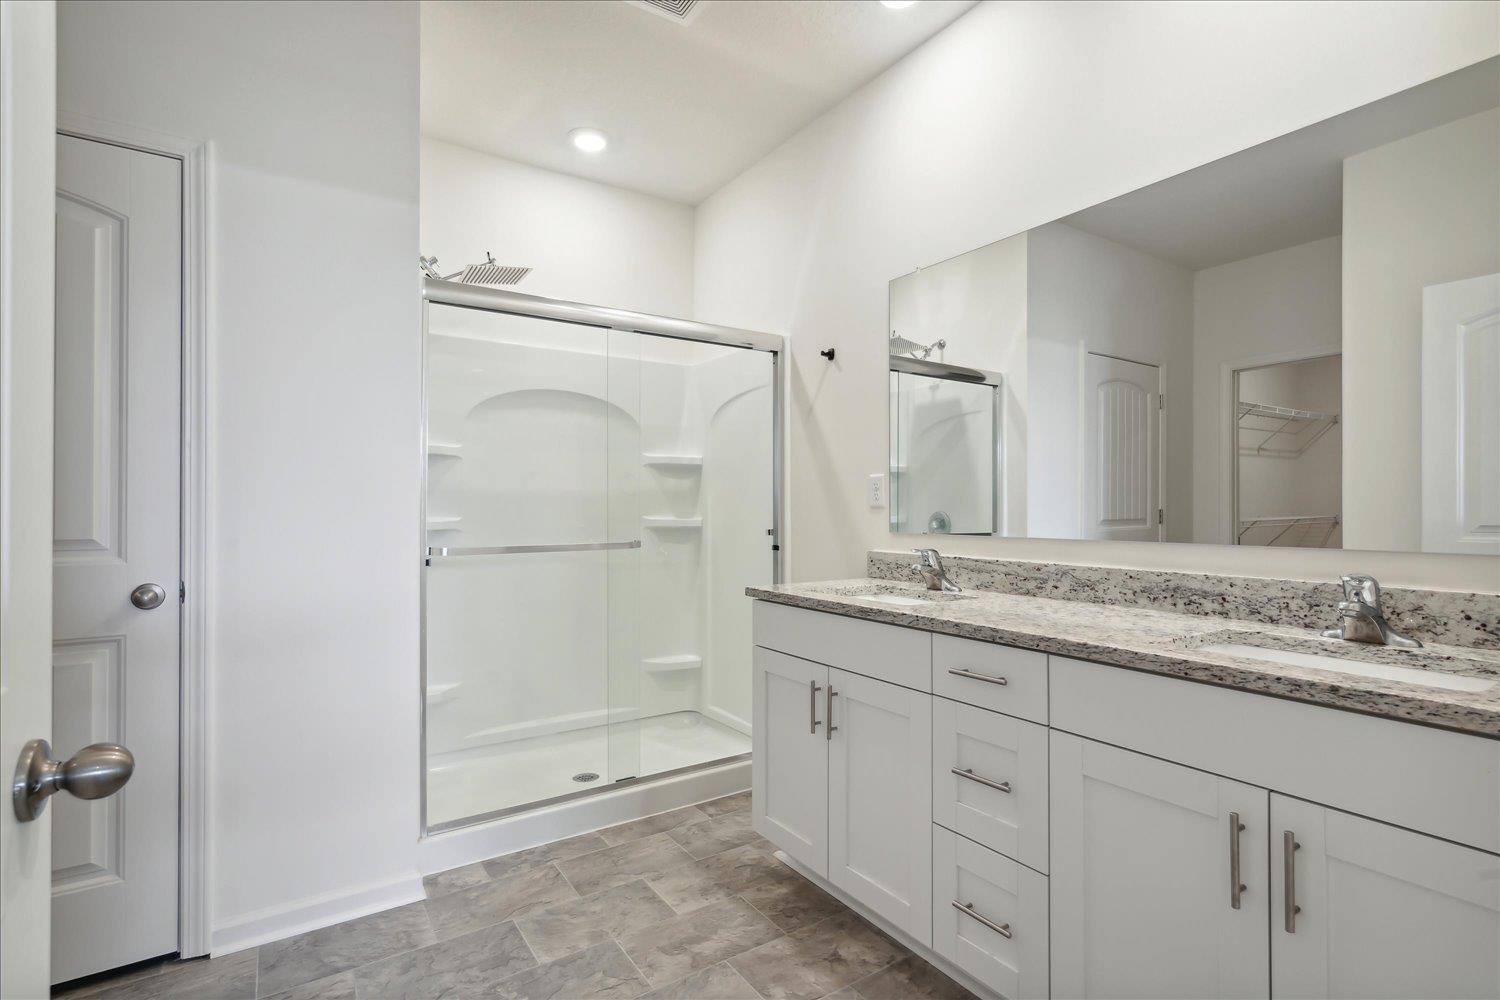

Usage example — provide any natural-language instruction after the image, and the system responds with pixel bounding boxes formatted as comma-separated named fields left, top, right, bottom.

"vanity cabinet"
left=751, top=600, right=1500, bottom=1000
left=1049, top=732, right=1269, bottom=999
left=1270, top=795, right=1500, bottom=1000
left=750, top=631, right=935, bottom=945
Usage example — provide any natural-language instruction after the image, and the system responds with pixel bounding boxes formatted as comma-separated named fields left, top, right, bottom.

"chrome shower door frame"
left=418, top=278, right=785, bottom=836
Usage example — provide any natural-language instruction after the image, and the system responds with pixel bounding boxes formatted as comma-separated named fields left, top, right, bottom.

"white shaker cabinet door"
left=1271, top=794, right=1500, bottom=999
left=827, top=667, right=934, bottom=946
left=1050, top=732, right=1269, bottom=999
left=752, top=647, right=829, bottom=875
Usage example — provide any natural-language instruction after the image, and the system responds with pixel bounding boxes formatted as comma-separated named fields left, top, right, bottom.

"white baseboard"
left=773, top=851, right=1004, bottom=1000
left=211, top=872, right=425, bottom=956
left=419, top=758, right=750, bottom=877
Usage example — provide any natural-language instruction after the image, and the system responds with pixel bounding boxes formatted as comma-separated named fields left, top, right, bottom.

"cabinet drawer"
left=933, top=825, right=1049, bottom=1000
left=932, top=634, right=1047, bottom=722
left=753, top=600, right=931, bottom=691
left=933, top=698, right=1048, bottom=873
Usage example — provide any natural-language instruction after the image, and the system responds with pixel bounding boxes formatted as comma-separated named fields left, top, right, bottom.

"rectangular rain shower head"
left=420, top=253, right=532, bottom=286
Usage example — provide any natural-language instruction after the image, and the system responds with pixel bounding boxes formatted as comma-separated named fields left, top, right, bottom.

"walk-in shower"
left=421, top=280, right=780, bottom=831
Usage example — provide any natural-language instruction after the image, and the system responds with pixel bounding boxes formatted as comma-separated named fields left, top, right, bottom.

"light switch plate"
left=868, top=473, right=887, bottom=508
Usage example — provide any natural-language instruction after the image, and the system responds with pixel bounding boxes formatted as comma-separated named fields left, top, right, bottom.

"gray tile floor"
left=54, top=793, right=976, bottom=1000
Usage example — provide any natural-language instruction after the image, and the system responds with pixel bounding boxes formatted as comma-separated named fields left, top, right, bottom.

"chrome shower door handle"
left=1283, top=830, right=1301, bottom=932
left=1229, top=811, right=1247, bottom=909
left=809, top=681, right=822, bottom=734
left=12, top=739, right=135, bottom=822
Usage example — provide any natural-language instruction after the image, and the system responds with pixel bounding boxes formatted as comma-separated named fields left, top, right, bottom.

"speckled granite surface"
left=745, top=578, right=1500, bottom=738
left=867, top=551, right=1500, bottom=650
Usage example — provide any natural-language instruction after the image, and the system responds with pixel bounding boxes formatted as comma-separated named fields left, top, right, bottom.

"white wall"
left=1191, top=236, right=1343, bottom=543
left=58, top=0, right=423, bottom=949
left=421, top=137, right=695, bottom=317
left=1026, top=222, right=1194, bottom=541
left=1342, top=108, right=1500, bottom=552
left=693, top=0, right=1500, bottom=592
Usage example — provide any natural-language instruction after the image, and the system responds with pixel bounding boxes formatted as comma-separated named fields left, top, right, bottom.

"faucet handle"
left=913, top=548, right=939, bottom=568
left=1341, top=574, right=1381, bottom=607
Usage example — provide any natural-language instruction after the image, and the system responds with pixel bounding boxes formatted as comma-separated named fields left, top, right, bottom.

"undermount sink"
left=1199, top=639, right=1496, bottom=693
left=810, top=582, right=973, bottom=606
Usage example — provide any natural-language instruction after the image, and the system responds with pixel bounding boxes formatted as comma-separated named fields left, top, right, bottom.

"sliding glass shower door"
left=423, top=304, right=642, bottom=827
left=423, top=296, right=776, bottom=831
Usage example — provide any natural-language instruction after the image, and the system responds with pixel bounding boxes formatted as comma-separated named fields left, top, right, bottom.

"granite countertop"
left=746, top=579, right=1500, bottom=739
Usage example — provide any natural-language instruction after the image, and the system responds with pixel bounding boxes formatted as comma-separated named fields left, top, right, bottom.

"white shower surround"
left=424, top=310, right=771, bottom=817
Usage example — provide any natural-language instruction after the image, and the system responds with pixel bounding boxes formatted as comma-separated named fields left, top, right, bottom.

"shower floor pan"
left=426, top=710, right=749, bottom=829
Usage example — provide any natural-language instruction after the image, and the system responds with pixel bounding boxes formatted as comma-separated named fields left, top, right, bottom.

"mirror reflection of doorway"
left=1234, top=355, right=1343, bottom=547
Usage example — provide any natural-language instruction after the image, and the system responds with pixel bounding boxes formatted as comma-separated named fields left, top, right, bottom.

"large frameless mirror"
left=887, top=56, right=1499, bottom=554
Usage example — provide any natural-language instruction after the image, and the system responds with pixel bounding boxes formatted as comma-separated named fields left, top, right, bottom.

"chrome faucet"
left=1321, top=574, right=1421, bottom=648
left=913, top=548, right=961, bottom=593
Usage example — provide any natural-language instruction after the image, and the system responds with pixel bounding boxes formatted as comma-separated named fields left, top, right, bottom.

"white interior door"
left=1421, top=273, right=1499, bottom=555
left=1049, top=732, right=1269, bottom=999
left=0, top=3, right=59, bottom=996
left=51, top=134, right=182, bottom=984
left=827, top=667, right=933, bottom=946
left=1271, top=794, right=1500, bottom=999
left=1083, top=352, right=1160, bottom=541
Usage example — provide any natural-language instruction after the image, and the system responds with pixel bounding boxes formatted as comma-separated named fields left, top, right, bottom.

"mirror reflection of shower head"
left=419, top=252, right=533, bottom=286
left=889, top=330, right=947, bottom=360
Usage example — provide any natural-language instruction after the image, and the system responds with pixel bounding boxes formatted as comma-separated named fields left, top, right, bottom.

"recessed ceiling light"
left=569, top=128, right=608, bottom=153
left=880, top=1, right=919, bottom=8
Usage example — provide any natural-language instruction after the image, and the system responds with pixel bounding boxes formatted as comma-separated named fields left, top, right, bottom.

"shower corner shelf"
left=642, top=654, right=703, bottom=674
left=642, top=453, right=703, bottom=468
left=427, top=442, right=463, bottom=458
left=643, top=516, right=703, bottom=529
left=426, top=515, right=463, bottom=531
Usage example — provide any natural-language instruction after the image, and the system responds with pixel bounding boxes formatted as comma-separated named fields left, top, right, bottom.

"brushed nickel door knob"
left=130, top=582, right=166, bottom=610
left=12, top=739, right=135, bottom=821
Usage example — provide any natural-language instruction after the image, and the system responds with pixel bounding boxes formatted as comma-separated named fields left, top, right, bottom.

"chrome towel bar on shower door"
left=427, top=540, right=642, bottom=558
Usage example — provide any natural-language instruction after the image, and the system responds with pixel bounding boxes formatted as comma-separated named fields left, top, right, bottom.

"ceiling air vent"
left=625, top=0, right=702, bottom=24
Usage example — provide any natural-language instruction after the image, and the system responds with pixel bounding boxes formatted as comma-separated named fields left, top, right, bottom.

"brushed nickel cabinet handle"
left=809, top=681, right=823, bottom=734
left=952, top=900, right=1012, bottom=939
left=948, top=667, right=1007, bottom=686
left=826, top=686, right=837, bottom=741
left=951, top=767, right=1012, bottom=794
left=1229, top=811, right=1247, bottom=910
left=1283, top=830, right=1301, bottom=933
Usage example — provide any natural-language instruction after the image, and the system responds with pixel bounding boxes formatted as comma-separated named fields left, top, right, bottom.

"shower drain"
left=572, top=772, right=600, bottom=783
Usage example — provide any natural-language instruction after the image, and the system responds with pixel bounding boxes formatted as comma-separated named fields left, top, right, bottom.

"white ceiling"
left=421, top=0, right=979, bottom=205
left=1063, top=57, right=1500, bottom=271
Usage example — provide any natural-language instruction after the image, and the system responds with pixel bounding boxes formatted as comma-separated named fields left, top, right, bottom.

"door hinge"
left=179, top=581, right=186, bottom=603
left=1158, top=508, right=1164, bottom=525
left=1158, top=393, right=1165, bottom=410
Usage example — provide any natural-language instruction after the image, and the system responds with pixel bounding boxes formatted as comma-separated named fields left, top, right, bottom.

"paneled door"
left=1050, top=732, right=1268, bottom=999
left=52, top=134, right=182, bottom=983
left=1082, top=352, right=1161, bottom=541
left=1271, top=795, right=1500, bottom=999
left=1420, top=273, right=1499, bottom=555
left=827, top=667, right=933, bottom=946
left=751, top=647, right=828, bottom=875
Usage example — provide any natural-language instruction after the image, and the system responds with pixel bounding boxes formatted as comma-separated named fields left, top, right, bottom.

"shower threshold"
left=426, top=710, right=750, bottom=830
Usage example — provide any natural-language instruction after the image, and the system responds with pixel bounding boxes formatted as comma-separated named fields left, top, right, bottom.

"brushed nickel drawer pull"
left=1229, top=811, right=1246, bottom=910
left=952, top=900, right=1012, bottom=939
left=948, top=667, right=1008, bottom=686
left=1283, top=830, right=1301, bottom=933
left=826, top=686, right=837, bottom=741
left=809, top=681, right=822, bottom=735
left=952, top=767, right=1012, bottom=794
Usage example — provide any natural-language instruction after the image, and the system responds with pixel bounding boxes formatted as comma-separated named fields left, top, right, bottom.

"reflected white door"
left=1082, top=353, right=1160, bottom=541
left=1421, top=273, right=1499, bottom=555
left=52, top=134, right=182, bottom=983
